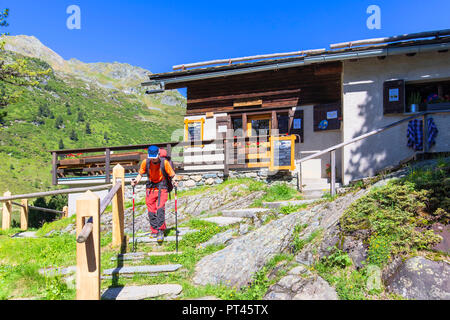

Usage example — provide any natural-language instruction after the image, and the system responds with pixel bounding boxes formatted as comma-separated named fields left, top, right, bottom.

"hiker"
left=131, top=145, right=178, bottom=243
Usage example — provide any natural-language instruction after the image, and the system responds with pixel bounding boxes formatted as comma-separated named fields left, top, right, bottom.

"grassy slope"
left=0, top=51, right=185, bottom=195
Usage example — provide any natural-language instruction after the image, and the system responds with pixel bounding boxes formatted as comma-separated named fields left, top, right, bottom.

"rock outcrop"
left=386, top=256, right=450, bottom=300
left=264, top=265, right=339, bottom=300
left=192, top=190, right=368, bottom=289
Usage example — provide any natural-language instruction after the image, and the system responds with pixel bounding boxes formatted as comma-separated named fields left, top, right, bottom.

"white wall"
left=295, top=105, right=342, bottom=179
left=342, top=50, right=450, bottom=184
left=183, top=113, right=227, bottom=170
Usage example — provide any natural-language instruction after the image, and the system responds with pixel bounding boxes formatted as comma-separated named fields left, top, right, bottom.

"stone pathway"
left=199, top=216, right=244, bottom=226
left=111, top=251, right=183, bottom=261
left=101, top=284, right=182, bottom=300
left=11, top=231, right=38, bottom=238
left=262, top=199, right=317, bottom=209
left=129, top=235, right=182, bottom=244
left=103, top=264, right=183, bottom=276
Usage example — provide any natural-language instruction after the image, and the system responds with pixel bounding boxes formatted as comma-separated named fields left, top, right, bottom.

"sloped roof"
left=145, top=31, right=450, bottom=85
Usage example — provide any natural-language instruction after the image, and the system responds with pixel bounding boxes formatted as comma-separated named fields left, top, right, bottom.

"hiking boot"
left=149, top=232, right=158, bottom=239
left=157, top=230, right=164, bottom=244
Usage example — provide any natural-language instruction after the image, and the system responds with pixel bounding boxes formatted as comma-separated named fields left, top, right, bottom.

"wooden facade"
left=183, top=62, right=342, bottom=116
left=175, top=61, right=343, bottom=171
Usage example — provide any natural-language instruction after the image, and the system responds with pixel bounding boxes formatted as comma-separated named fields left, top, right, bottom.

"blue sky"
left=3, top=0, right=450, bottom=87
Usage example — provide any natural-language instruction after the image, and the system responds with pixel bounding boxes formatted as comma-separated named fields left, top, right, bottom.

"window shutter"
left=383, top=79, right=405, bottom=114
left=289, top=109, right=304, bottom=142
left=313, top=102, right=342, bottom=132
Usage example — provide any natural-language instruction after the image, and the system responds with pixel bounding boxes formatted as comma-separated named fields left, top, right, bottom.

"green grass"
left=0, top=233, right=76, bottom=300
left=177, top=178, right=265, bottom=198
left=250, top=182, right=304, bottom=207
left=35, top=215, right=76, bottom=237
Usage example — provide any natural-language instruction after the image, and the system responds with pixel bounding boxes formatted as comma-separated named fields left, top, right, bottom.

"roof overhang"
left=143, top=38, right=450, bottom=89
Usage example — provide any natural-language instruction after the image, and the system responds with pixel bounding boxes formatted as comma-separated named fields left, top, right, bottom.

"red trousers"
left=145, top=188, right=168, bottom=234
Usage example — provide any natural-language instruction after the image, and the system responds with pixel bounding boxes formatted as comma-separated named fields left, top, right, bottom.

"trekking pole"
left=175, top=186, right=178, bottom=254
left=132, top=181, right=136, bottom=253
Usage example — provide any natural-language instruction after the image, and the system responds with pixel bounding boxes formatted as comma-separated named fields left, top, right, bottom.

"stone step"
left=302, top=183, right=341, bottom=191
left=11, top=231, right=38, bottom=238
left=136, top=228, right=197, bottom=237
left=262, top=199, right=317, bottom=209
left=111, top=251, right=183, bottom=261
left=101, top=284, right=182, bottom=300
left=199, top=216, right=244, bottom=226
left=129, top=236, right=182, bottom=244
left=221, top=208, right=270, bottom=218
left=103, top=264, right=183, bottom=276
left=302, top=189, right=327, bottom=199
left=301, top=178, right=330, bottom=184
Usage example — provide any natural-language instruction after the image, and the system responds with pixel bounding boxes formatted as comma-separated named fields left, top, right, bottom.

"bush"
left=28, top=195, right=67, bottom=229
left=340, top=180, right=442, bottom=258
left=367, top=234, right=393, bottom=267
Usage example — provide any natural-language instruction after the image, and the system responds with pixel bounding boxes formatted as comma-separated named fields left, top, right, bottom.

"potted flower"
left=408, top=92, right=421, bottom=113
left=60, top=153, right=85, bottom=165
left=427, top=93, right=450, bottom=111
left=326, top=164, right=331, bottom=178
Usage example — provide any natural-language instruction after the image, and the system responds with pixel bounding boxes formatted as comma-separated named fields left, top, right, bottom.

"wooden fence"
left=49, top=134, right=298, bottom=185
left=0, top=164, right=127, bottom=300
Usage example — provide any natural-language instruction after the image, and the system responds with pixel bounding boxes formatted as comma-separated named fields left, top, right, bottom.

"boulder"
left=366, top=264, right=382, bottom=292
left=192, top=190, right=369, bottom=290
left=342, top=236, right=367, bottom=269
left=386, top=256, right=450, bottom=300
left=199, top=229, right=236, bottom=248
left=264, top=265, right=338, bottom=300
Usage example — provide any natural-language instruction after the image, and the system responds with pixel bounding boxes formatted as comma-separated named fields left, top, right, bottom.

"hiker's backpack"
left=145, top=149, right=174, bottom=193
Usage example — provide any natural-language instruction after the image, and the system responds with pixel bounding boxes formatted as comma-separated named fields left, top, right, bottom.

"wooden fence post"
left=63, top=206, right=68, bottom=218
left=20, top=199, right=28, bottom=231
left=2, top=191, right=12, bottom=230
left=105, top=148, right=111, bottom=184
left=52, top=152, right=58, bottom=186
left=76, top=190, right=100, bottom=300
left=112, top=164, right=125, bottom=247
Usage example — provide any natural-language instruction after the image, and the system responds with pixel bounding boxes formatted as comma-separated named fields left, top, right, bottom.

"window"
left=184, top=118, right=204, bottom=142
left=405, top=80, right=450, bottom=113
left=313, top=103, right=342, bottom=131
left=384, top=79, right=450, bottom=114
left=232, top=118, right=243, bottom=137
left=247, top=114, right=271, bottom=137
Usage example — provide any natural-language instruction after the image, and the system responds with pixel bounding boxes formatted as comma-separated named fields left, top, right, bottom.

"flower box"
left=427, top=102, right=450, bottom=111
left=60, top=158, right=85, bottom=165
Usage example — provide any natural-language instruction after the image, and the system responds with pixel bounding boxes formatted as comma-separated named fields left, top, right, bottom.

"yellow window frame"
left=246, top=114, right=272, bottom=137
left=184, top=118, right=205, bottom=147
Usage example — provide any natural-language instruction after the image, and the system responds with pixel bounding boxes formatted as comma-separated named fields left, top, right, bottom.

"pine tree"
left=58, top=138, right=64, bottom=149
left=65, top=102, right=72, bottom=115
left=104, top=132, right=109, bottom=142
left=55, top=115, right=63, bottom=129
left=85, top=122, right=92, bottom=134
left=77, top=110, right=85, bottom=122
left=70, top=129, right=78, bottom=141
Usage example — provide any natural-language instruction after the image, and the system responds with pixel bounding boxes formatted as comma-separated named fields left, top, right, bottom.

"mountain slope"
left=0, top=35, right=186, bottom=194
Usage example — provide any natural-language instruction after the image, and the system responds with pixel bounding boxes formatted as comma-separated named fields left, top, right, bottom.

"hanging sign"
left=270, top=135, right=296, bottom=171
left=326, top=111, right=338, bottom=119
left=293, top=118, right=302, bottom=129
left=389, top=88, right=399, bottom=102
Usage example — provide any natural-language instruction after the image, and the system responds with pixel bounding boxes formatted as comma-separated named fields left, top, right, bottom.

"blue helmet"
left=148, top=145, right=159, bottom=159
